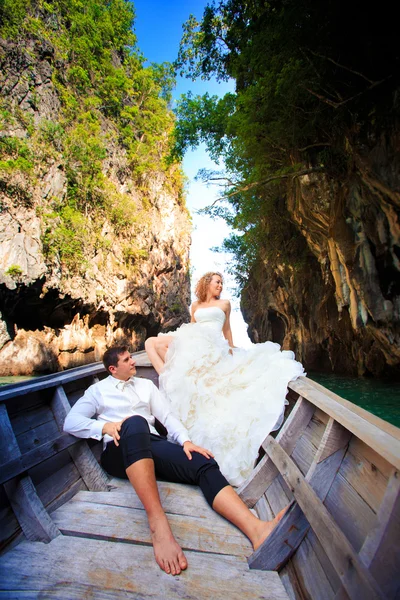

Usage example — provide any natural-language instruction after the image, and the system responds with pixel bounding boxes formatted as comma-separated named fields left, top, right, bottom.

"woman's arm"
left=190, top=301, right=198, bottom=323
left=222, top=301, right=235, bottom=349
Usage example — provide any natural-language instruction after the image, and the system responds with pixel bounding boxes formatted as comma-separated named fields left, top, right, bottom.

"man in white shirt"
left=64, top=345, right=286, bottom=577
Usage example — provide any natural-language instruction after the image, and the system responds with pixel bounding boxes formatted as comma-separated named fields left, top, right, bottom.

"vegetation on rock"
left=0, top=0, right=186, bottom=274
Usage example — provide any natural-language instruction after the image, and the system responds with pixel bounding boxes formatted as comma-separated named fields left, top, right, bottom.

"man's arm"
left=63, top=387, right=104, bottom=441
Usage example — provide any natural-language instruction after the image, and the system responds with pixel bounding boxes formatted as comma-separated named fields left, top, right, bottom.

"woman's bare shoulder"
left=218, top=299, right=231, bottom=312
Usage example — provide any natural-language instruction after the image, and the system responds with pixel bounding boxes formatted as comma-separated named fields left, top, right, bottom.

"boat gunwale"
left=291, top=377, right=400, bottom=471
left=0, top=351, right=148, bottom=401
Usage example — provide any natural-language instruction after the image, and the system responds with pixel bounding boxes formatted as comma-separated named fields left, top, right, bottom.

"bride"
left=145, top=271, right=304, bottom=486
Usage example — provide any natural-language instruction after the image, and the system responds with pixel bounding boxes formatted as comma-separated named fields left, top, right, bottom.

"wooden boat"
left=0, top=352, right=399, bottom=599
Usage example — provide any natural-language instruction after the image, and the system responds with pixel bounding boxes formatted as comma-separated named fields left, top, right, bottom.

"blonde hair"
left=195, top=272, right=223, bottom=302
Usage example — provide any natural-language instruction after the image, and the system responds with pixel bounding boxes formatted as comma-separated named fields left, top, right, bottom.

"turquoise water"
left=0, top=375, right=34, bottom=386
left=309, top=372, right=400, bottom=428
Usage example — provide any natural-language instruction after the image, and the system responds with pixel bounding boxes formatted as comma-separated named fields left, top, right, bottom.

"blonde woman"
left=145, top=272, right=304, bottom=486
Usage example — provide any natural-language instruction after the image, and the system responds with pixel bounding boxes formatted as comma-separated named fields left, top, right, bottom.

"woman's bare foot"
left=149, top=516, right=188, bottom=575
left=252, top=505, right=290, bottom=551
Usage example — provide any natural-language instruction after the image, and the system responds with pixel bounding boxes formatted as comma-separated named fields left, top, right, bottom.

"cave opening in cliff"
left=369, top=241, right=400, bottom=300
left=0, top=279, right=93, bottom=334
left=268, top=309, right=286, bottom=346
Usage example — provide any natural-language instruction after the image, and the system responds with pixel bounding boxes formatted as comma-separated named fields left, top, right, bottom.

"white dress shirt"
left=63, top=375, right=190, bottom=447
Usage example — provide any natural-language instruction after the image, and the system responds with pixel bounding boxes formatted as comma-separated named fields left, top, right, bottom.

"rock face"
left=242, top=134, right=400, bottom=378
left=0, top=36, right=191, bottom=375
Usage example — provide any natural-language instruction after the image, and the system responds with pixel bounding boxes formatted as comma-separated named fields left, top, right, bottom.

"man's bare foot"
left=149, top=516, right=188, bottom=575
left=252, top=504, right=290, bottom=551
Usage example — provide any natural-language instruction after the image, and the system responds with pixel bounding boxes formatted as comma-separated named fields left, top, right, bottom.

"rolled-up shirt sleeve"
left=63, top=387, right=104, bottom=441
left=149, top=384, right=190, bottom=446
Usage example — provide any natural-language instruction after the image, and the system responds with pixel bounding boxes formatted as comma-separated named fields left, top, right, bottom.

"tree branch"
left=298, top=143, right=332, bottom=151
left=305, top=76, right=391, bottom=108
left=209, top=167, right=324, bottom=205
left=309, top=50, right=376, bottom=84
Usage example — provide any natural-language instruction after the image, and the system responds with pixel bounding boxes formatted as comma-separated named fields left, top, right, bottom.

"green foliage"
left=0, top=0, right=29, bottom=38
left=0, top=136, right=34, bottom=174
left=175, top=0, right=399, bottom=281
left=38, top=120, right=64, bottom=149
left=5, top=264, right=23, bottom=279
left=1, top=0, right=185, bottom=274
left=122, top=245, right=149, bottom=266
left=42, top=204, right=90, bottom=272
left=64, top=114, right=106, bottom=209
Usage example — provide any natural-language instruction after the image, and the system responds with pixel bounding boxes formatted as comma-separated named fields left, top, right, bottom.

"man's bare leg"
left=212, top=485, right=288, bottom=550
left=125, top=458, right=187, bottom=575
left=145, top=337, right=173, bottom=375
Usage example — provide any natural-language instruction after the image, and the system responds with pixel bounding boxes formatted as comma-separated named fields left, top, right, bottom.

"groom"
left=63, top=345, right=285, bottom=576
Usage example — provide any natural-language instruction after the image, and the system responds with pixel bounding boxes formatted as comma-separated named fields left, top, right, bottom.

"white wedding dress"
left=159, top=306, right=304, bottom=486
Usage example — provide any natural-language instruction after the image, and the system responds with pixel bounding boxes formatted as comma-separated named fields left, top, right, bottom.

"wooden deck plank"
left=238, top=398, right=315, bottom=507
left=0, top=433, right=78, bottom=485
left=249, top=420, right=350, bottom=570
left=262, top=473, right=305, bottom=600
left=0, top=404, right=60, bottom=542
left=52, top=499, right=253, bottom=557
left=335, top=468, right=400, bottom=600
left=0, top=535, right=289, bottom=600
left=264, top=436, right=385, bottom=600
left=52, top=386, right=110, bottom=492
left=338, top=448, right=388, bottom=514
left=348, top=436, right=393, bottom=480
left=324, top=472, right=376, bottom=552
left=73, top=481, right=216, bottom=520
left=291, top=535, right=335, bottom=600
left=290, top=435, right=315, bottom=476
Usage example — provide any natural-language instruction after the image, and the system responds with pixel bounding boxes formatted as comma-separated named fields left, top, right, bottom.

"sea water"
left=309, top=372, right=400, bottom=428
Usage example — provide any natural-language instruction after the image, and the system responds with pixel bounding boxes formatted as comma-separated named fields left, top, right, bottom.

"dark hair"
left=102, top=345, right=128, bottom=373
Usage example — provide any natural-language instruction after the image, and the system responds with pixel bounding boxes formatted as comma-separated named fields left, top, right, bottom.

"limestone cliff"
left=242, top=133, right=400, bottom=378
left=0, top=7, right=191, bottom=375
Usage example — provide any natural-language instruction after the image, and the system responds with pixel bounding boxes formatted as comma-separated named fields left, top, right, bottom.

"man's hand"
left=183, top=441, right=214, bottom=461
left=102, top=419, right=126, bottom=446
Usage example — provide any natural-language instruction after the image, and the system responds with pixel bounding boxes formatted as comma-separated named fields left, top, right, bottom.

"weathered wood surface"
left=238, top=397, right=315, bottom=506
left=264, top=436, right=385, bottom=600
left=0, top=480, right=289, bottom=599
left=51, top=386, right=110, bottom=492
left=335, top=468, right=400, bottom=600
left=290, top=378, right=400, bottom=470
left=0, top=432, right=78, bottom=485
left=0, top=535, right=289, bottom=600
left=252, top=472, right=307, bottom=600
left=249, top=420, right=350, bottom=570
left=74, top=480, right=215, bottom=519
left=52, top=499, right=252, bottom=557
left=0, top=404, right=60, bottom=542
left=291, top=534, right=336, bottom=600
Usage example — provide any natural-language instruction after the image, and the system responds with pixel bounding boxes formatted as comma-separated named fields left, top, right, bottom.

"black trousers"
left=100, top=415, right=229, bottom=506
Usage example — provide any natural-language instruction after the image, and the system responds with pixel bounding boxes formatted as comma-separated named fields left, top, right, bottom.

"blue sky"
left=132, top=0, right=251, bottom=345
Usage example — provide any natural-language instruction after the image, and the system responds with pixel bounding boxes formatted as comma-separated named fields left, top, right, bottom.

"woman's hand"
left=183, top=441, right=214, bottom=460
left=102, top=419, right=126, bottom=446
